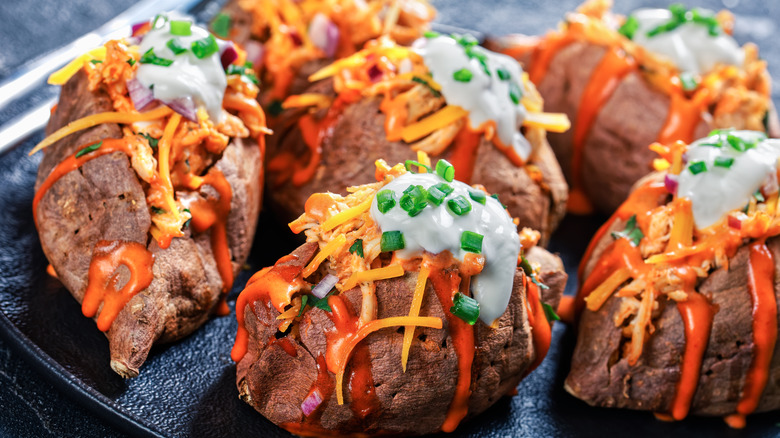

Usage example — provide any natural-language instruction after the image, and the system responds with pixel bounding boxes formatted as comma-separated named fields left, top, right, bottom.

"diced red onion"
left=244, top=40, right=264, bottom=68
left=220, top=44, right=238, bottom=70
left=131, top=21, right=148, bottom=36
left=367, top=64, right=383, bottom=82
left=664, top=173, right=678, bottom=194
left=728, top=214, right=742, bottom=230
left=311, top=274, right=338, bottom=299
left=301, top=389, right=323, bottom=416
left=308, top=13, right=339, bottom=57
left=289, top=29, right=303, bottom=47
left=127, top=78, right=156, bottom=111
left=163, top=96, right=198, bottom=122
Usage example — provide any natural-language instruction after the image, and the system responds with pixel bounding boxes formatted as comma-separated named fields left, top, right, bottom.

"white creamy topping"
left=136, top=18, right=227, bottom=122
left=677, top=131, right=780, bottom=229
left=370, top=173, right=521, bottom=325
left=415, top=36, right=531, bottom=161
left=630, top=8, right=743, bottom=75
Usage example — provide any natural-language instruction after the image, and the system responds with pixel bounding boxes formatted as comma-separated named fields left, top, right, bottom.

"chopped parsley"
left=139, top=48, right=173, bottom=67
left=212, top=13, right=231, bottom=38
left=611, top=214, right=644, bottom=246
left=75, top=141, right=103, bottom=158
left=349, top=239, right=364, bottom=258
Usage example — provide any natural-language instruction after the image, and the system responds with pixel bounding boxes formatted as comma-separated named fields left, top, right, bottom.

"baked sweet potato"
left=487, top=0, right=779, bottom=214
left=568, top=130, right=780, bottom=426
left=33, top=18, right=266, bottom=377
left=265, top=34, right=569, bottom=245
left=232, top=163, right=566, bottom=435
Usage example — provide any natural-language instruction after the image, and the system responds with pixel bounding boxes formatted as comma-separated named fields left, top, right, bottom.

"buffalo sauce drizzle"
left=578, top=179, right=779, bottom=423
left=724, top=240, right=778, bottom=428
left=82, top=240, right=155, bottom=331
left=449, top=126, right=483, bottom=185
left=524, top=276, right=552, bottom=376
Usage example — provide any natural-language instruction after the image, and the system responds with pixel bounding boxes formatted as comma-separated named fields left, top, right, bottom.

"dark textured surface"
left=1, top=1, right=780, bottom=438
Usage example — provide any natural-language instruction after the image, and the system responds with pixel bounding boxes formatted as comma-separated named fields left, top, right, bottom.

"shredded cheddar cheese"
left=401, top=105, right=469, bottom=143
left=303, top=235, right=347, bottom=277
left=341, top=264, right=405, bottom=291
left=401, top=260, right=431, bottom=371
left=321, top=196, right=374, bottom=232
left=48, top=47, right=107, bottom=85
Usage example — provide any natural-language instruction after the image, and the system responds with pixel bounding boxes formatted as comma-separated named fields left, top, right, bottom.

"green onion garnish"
left=191, top=34, right=219, bottom=59
left=453, top=68, right=473, bottom=82
left=139, top=48, right=173, bottom=66
left=450, top=293, right=480, bottom=325
left=75, top=141, right=103, bottom=158
left=754, top=190, right=766, bottom=203
left=464, top=46, right=490, bottom=76
left=611, top=214, right=644, bottom=247
left=212, top=13, right=231, bottom=38
left=460, top=231, right=483, bottom=254
left=714, top=156, right=734, bottom=168
left=469, top=190, right=486, bottom=205
left=454, top=33, right=479, bottom=48
left=89, top=59, right=103, bottom=65
left=226, top=64, right=259, bottom=85
left=509, top=81, right=522, bottom=105
left=411, top=76, right=441, bottom=97
left=447, top=195, right=472, bottom=216
left=349, top=239, right=364, bottom=258
left=404, top=160, right=432, bottom=173
left=436, top=159, right=455, bottom=182
left=618, top=15, right=639, bottom=40
left=427, top=183, right=454, bottom=206
left=166, top=38, right=188, bottom=55
left=380, top=231, right=405, bottom=252
left=150, top=206, right=166, bottom=214
left=126, top=58, right=136, bottom=66
left=646, top=5, right=721, bottom=38
left=376, top=189, right=397, bottom=214
left=170, top=20, right=192, bottom=36
left=542, top=302, right=560, bottom=322
left=141, top=133, right=160, bottom=149
left=424, top=30, right=440, bottom=39
left=496, top=68, right=511, bottom=81
left=152, top=14, right=168, bottom=29
left=400, top=185, right=428, bottom=216
left=688, top=160, right=707, bottom=175
left=490, top=193, right=506, bottom=208
left=679, top=72, right=698, bottom=91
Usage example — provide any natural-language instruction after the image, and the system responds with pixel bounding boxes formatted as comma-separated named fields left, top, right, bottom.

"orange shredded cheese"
left=401, top=260, right=431, bottom=371
left=523, top=111, right=571, bottom=133
left=342, top=264, right=405, bottom=291
left=48, top=47, right=107, bottom=85
left=401, top=105, right=468, bottom=143
left=29, top=106, right=173, bottom=156
left=335, top=315, right=443, bottom=405
left=416, top=150, right=431, bottom=173
left=158, top=113, right=182, bottom=221
left=667, top=198, right=694, bottom=250
left=585, top=267, right=632, bottom=311
left=282, top=93, right=333, bottom=110
left=321, top=196, right=374, bottom=232
left=302, top=235, right=347, bottom=278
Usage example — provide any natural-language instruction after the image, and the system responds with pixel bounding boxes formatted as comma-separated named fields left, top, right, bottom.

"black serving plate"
left=1, top=0, right=779, bottom=437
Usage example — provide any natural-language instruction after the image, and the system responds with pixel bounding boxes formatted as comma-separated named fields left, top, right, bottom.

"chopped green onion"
left=453, top=68, right=473, bottom=82
left=496, top=68, right=511, bottom=81
left=380, top=231, right=405, bottom=252
left=297, top=295, right=309, bottom=317
left=713, top=156, right=734, bottom=168
left=349, top=239, right=364, bottom=258
left=464, top=46, right=490, bottom=76
left=139, top=48, right=173, bottom=67
left=376, top=189, right=397, bottom=214
left=191, top=34, right=219, bottom=59
left=469, top=190, right=486, bottom=205
left=490, top=193, right=506, bottom=208
left=435, top=159, right=455, bottom=182
left=679, top=72, right=698, bottom=91
left=126, top=58, right=136, bottom=66
left=454, top=33, right=479, bottom=48
left=89, top=59, right=103, bottom=65
left=400, top=185, right=428, bottom=216
left=509, top=81, right=522, bottom=104
left=646, top=4, right=721, bottom=38
left=450, top=293, right=480, bottom=325
left=152, top=14, right=168, bottom=29
left=427, top=183, right=454, bottom=206
left=698, top=142, right=721, bottom=148
left=212, top=13, right=231, bottom=38
left=404, top=160, right=433, bottom=173
left=226, top=64, right=259, bottom=85
left=726, top=132, right=760, bottom=152
left=618, top=15, right=639, bottom=39
left=75, top=141, right=103, bottom=158
left=150, top=206, right=166, bottom=214
left=166, top=38, right=188, bottom=55
left=754, top=190, right=766, bottom=203
left=447, top=195, right=472, bottom=216
left=688, top=160, right=707, bottom=175
left=411, top=76, right=441, bottom=97
left=170, top=20, right=192, bottom=36
left=460, top=231, right=483, bottom=254
left=519, top=256, right=535, bottom=277
left=611, top=214, right=644, bottom=247
left=424, top=30, right=440, bottom=39
left=543, top=302, right=560, bottom=322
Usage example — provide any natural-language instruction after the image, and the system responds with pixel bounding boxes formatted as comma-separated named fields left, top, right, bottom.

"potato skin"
left=236, top=243, right=565, bottom=435
left=265, top=79, right=568, bottom=246
left=568, top=175, right=780, bottom=416
left=34, top=70, right=263, bottom=377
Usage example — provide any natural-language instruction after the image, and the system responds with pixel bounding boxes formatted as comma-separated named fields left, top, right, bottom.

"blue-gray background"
left=0, top=1, right=777, bottom=437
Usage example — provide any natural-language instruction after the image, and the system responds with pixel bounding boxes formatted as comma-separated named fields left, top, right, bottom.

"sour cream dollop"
left=369, top=172, right=521, bottom=325
left=676, top=130, right=780, bottom=229
left=629, top=8, right=743, bottom=75
left=415, top=36, right=532, bottom=161
left=136, top=17, right=227, bottom=122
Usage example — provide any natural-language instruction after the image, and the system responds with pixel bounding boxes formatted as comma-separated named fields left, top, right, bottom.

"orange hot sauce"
left=524, top=277, right=552, bottom=375
left=449, top=126, right=483, bottom=185
left=82, top=240, right=155, bottom=331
